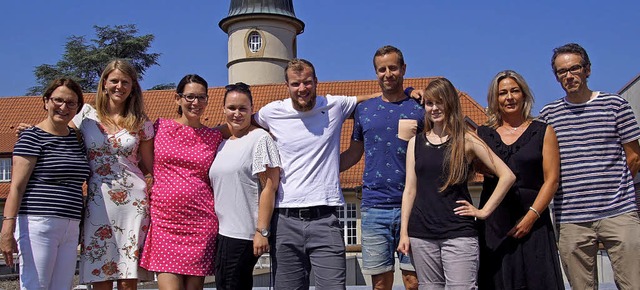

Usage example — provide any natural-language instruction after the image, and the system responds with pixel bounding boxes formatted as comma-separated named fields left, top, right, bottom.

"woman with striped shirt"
left=0, top=78, right=90, bottom=289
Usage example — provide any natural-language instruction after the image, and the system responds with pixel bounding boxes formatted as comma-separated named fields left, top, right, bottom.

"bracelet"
left=528, top=207, right=541, bottom=218
left=2, top=216, right=17, bottom=221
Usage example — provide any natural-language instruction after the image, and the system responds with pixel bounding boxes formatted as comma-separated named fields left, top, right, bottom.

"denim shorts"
left=361, top=207, right=414, bottom=275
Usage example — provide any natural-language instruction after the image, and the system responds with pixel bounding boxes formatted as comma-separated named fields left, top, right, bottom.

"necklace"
left=502, top=120, right=529, bottom=134
left=426, top=130, right=448, bottom=147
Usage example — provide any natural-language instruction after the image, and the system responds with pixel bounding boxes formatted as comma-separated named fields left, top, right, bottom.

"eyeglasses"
left=178, top=93, right=208, bottom=103
left=225, top=82, right=251, bottom=92
left=555, top=64, right=584, bottom=78
left=49, top=97, right=78, bottom=109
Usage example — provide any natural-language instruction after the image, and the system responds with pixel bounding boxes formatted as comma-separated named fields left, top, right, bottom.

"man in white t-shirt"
left=254, top=58, right=377, bottom=289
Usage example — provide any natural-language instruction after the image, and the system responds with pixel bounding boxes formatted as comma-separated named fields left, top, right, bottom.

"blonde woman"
left=477, top=70, right=563, bottom=289
left=74, top=60, right=154, bottom=290
left=397, top=78, right=515, bottom=289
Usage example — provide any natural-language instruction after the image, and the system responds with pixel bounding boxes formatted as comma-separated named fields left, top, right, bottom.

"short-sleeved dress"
left=140, top=118, right=222, bottom=276
left=74, top=104, right=155, bottom=283
left=477, top=120, right=564, bottom=290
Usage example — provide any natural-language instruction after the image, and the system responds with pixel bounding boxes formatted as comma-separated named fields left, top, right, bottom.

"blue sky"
left=1, top=0, right=638, bottom=113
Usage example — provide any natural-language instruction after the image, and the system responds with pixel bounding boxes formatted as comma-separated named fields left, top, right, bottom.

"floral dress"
left=73, top=104, right=154, bottom=283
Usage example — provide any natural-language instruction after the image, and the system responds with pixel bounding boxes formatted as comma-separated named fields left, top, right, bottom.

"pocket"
left=22, top=216, right=56, bottom=237
left=330, top=213, right=345, bottom=245
left=624, top=211, right=640, bottom=224
left=330, top=213, right=342, bottom=228
left=360, top=208, right=369, bottom=220
left=27, top=216, right=48, bottom=222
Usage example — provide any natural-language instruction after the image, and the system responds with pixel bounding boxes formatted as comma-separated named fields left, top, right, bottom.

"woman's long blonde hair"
left=95, top=59, right=147, bottom=132
left=485, top=70, right=535, bottom=128
left=423, top=78, right=470, bottom=192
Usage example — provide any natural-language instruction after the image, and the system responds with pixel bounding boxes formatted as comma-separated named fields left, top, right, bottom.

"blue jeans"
left=361, top=207, right=414, bottom=275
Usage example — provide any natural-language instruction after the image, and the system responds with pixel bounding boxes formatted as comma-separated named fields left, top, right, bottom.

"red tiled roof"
left=0, top=77, right=487, bottom=197
left=0, top=183, right=8, bottom=199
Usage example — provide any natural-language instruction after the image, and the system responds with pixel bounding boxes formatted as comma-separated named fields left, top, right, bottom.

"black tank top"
left=407, top=133, right=478, bottom=239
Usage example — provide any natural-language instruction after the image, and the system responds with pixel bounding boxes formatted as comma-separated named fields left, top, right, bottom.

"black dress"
left=477, top=120, right=564, bottom=290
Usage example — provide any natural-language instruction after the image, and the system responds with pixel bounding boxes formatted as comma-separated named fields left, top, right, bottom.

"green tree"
left=148, top=83, right=176, bottom=91
left=28, top=24, right=160, bottom=95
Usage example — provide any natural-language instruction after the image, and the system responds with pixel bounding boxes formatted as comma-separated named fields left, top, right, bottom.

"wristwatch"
left=257, top=228, right=270, bottom=238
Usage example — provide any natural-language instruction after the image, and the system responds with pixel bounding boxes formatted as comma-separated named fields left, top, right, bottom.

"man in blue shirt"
left=341, top=45, right=423, bottom=290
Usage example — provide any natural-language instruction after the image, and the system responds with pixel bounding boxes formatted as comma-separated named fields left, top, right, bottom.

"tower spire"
left=220, top=0, right=304, bottom=32
left=219, top=0, right=305, bottom=85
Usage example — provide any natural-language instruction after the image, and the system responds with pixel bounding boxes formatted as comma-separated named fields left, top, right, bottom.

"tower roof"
left=219, top=0, right=305, bottom=33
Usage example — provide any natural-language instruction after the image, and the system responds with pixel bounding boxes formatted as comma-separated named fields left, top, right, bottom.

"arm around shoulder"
left=213, top=124, right=232, bottom=139
left=340, top=140, right=364, bottom=172
left=251, top=106, right=271, bottom=132
left=139, top=139, right=154, bottom=176
left=138, top=120, right=155, bottom=176
left=356, top=92, right=379, bottom=103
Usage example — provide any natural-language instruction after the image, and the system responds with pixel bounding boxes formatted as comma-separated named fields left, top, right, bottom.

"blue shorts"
left=361, top=207, right=414, bottom=275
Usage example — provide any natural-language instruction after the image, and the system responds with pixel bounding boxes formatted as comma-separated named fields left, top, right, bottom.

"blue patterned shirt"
left=352, top=96, right=425, bottom=208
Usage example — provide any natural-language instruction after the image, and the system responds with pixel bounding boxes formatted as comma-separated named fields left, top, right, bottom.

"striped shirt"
left=540, top=92, right=640, bottom=223
left=13, top=127, right=90, bottom=220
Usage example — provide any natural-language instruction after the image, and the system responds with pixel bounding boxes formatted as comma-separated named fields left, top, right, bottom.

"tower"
left=219, top=0, right=305, bottom=85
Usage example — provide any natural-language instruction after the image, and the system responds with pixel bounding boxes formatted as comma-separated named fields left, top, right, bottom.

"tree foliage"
left=28, top=24, right=160, bottom=95
left=148, top=83, right=176, bottom=91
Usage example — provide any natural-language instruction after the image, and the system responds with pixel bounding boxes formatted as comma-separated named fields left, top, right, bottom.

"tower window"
left=248, top=31, right=262, bottom=53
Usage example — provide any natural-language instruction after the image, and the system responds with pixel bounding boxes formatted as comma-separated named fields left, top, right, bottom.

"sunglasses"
left=225, top=82, right=251, bottom=92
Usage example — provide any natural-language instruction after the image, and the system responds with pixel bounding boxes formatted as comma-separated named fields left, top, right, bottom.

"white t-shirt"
left=254, top=95, right=358, bottom=208
left=209, top=129, right=281, bottom=240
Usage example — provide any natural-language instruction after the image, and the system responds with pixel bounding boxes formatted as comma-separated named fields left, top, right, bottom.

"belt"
left=277, top=206, right=337, bottom=220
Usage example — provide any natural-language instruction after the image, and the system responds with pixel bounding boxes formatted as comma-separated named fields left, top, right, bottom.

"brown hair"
left=224, top=82, right=252, bottom=105
left=42, top=78, right=85, bottom=113
left=423, top=78, right=470, bottom=191
left=373, top=45, right=405, bottom=69
left=175, top=74, right=209, bottom=115
left=284, top=58, right=317, bottom=82
left=551, top=43, right=591, bottom=73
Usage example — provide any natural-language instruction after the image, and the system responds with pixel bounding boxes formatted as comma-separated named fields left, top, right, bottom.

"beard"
left=379, top=77, right=403, bottom=94
left=290, top=89, right=317, bottom=112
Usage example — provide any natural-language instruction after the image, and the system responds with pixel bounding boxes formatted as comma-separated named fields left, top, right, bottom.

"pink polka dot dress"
left=140, top=118, right=222, bottom=276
